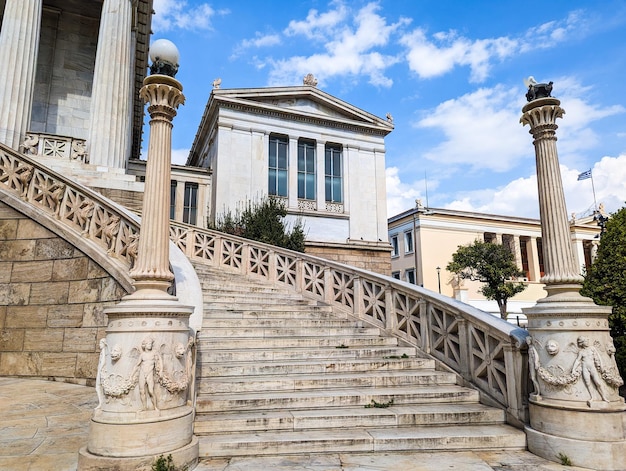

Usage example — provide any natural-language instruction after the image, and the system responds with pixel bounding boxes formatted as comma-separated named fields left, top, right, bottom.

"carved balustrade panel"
left=303, top=261, right=325, bottom=299
left=115, top=220, right=140, bottom=267
left=220, top=239, right=243, bottom=270
left=90, top=205, right=122, bottom=255
left=62, top=187, right=95, bottom=234
left=249, top=246, right=270, bottom=278
left=330, top=270, right=355, bottom=309
left=30, top=169, right=65, bottom=217
left=275, top=253, right=297, bottom=288
left=0, top=151, right=34, bottom=196
left=469, top=325, right=508, bottom=405
left=392, top=291, right=422, bottom=345
left=428, top=305, right=462, bottom=371
left=169, top=225, right=189, bottom=255
left=193, top=231, right=216, bottom=263
left=360, top=279, right=387, bottom=328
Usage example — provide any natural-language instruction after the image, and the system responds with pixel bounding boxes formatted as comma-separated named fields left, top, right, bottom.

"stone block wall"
left=0, top=202, right=127, bottom=384
left=306, top=243, right=392, bottom=276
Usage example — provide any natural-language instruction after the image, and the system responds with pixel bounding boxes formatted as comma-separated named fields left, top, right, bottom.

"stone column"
left=0, top=0, right=42, bottom=149
left=79, top=47, right=198, bottom=471
left=87, top=0, right=133, bottom=169
left=288, top=136, right=298, bottom=208
left=520, top=83, right=625, bottom=470
left=316, top=140, right=325, bottom=211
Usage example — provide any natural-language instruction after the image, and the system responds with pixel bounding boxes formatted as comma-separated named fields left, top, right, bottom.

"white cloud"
left=152, top=0, right=225, bottom=33
left=415, top=85, right=530, bottom=172
left=265, top=2, right=409, bottom=87
left=232, top=33, right=282, bottom=59
left=386, top=167, right=425, bottom=218
left=436, top=155, right=626, bottom=219
left=171, top=148, right=189, bottom=165
left=400, top=10, right=586, bottom=83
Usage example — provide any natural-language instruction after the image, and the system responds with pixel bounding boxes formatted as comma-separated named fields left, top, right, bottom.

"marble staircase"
left=192, top=263, right=526, bottom=458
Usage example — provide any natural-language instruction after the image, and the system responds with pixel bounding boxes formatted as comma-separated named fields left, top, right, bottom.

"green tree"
left=447, top=240, right=527, bottom=319
left=211, top=196, right=306, bottom=252
left=581, top=206, right=626, bottom=386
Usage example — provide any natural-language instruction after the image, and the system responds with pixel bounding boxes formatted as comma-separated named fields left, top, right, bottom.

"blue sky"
left=149, top=0, right=626, bottom=219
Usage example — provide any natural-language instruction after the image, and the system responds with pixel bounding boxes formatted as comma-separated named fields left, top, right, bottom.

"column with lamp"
left=79, top=39, right=199, bottom=470
left=436, top=266, right=441, bottom=294
left=520, top=79, right=625, bottom=470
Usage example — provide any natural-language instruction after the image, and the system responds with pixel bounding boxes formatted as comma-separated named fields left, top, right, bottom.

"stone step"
left=195, top=385, right=480, bottom=413
left=202, top=293, right=312, bottom=304
left=194, top=403, right=506, bottom=434
left=203, top=303, right=332, bottom=313
left=199, top=336, right=398, bottom=349
left=202, top=309, right=342, bottom=322
left=198, top=281, right=293, bottom=293
left=198, top=357, right=434, bottom=377
left=197, top=424, right=526, bottom=457
left=198, top=346, right=418, bottom=363
left=203, top=318, right=363, bottom=329
left=198, top=369, right=457, bottom=394
left=198, top=325, right=381, bottom=339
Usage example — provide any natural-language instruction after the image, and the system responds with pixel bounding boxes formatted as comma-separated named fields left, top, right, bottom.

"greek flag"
left=577, top=169, right=592, bottom=181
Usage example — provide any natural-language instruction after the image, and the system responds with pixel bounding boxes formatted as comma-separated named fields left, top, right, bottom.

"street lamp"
left=436, top=266, right=441, bottom=294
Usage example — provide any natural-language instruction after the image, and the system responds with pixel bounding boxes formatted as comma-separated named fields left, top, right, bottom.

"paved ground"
left=0, top=377, right=594, bottom=471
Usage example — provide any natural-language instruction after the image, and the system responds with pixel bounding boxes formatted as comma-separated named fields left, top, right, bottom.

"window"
left=536, top=238, right=545, bottom=277
left=390, top=235, right=399, bottom=257
left=183, top=182, right=198, bottom=225
left=297, top=139, right=316, bottom=200
left=392, top=271, right=400, bottom=280
left=170, top=180, right=177, bottom=220
left=520, top=237, right=530, bottom=280
left=404, top=230, right=414, bottom=254
left=269, top=135, right=288, bottom=197
left=325, top=144, right=342, bottom=203
left=405, top=269, right=415, bottom=284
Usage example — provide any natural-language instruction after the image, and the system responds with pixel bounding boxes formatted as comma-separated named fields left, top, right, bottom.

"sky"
left=148, top=0, right=626, bottom=220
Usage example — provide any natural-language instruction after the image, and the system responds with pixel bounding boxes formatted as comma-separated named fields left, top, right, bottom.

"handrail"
left=169, top=220, right=530, bottom=426
left=0, top=143, right=138, bottom=291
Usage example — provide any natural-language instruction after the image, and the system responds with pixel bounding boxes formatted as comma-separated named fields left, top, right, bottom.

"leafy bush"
left=211, top=196, right=306, bottom=252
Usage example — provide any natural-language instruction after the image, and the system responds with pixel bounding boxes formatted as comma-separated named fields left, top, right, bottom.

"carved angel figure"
left=22, top=134, right=39, bottom=155
left=572, top=336, right=609, bottom=402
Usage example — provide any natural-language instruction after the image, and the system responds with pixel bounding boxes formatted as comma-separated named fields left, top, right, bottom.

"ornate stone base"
left=526, top=422, right=626, bottom=471
left=78, top=436, right=198, bottom=471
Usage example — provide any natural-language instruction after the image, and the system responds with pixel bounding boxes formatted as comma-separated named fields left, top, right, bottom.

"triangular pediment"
left=210, top=86, right=394, bottom=132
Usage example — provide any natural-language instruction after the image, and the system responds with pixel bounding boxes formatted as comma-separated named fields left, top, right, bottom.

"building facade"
left=187, top=84, right=394, bottom=273
left=388, top=202, right=602, bottom=319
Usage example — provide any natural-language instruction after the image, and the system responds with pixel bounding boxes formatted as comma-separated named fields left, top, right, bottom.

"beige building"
left=388, top=202, right=601, bottom=320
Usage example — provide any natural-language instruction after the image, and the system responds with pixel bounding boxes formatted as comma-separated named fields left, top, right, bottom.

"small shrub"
left=557, top=452, right=572, bottom=466
left=152, top=454, right=187, bottom=471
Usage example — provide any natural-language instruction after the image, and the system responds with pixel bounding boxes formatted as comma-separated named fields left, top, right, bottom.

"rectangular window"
left=405, top=269, right=415, bottom=284
left=392, top=271, right=400, bottom=280
left=183, top=182, right=198, bottom=225
left=269, top=135, right=288, bottom=197
left=390, top=235, right=399, bottom=257
left=170, top=180, right=177, bottom=220
left=404, top=230, right=414, bottom=254
left=537, top=237, right=545, bottom=277
left=520, top=237, right=530, bottom=280
left=297, top=139, right=316, bottom=200
left=325, top=144, right=342, bottom=203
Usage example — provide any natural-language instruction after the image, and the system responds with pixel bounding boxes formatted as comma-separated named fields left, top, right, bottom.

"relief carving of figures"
left=571, top=336, right=609, bottom=402
left=527, top=336, right=541, bottom=396
left=21, top=134, right=39, bottom=155
left=103, top=215, right=121, bottom=255
left=95, top=339, right=108, bottom=409
left=71, top=139, right=88, bottom=163
left=17, top=166, right=33, bottom=198
left=132, top=336, right=161, bottom=411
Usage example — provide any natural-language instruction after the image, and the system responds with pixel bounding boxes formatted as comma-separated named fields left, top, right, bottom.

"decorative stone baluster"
left=87, top=0, right=133, bottom=169
left=520, top=80, right=625, bottom=471
left=0, top=0, right=42, bottom=149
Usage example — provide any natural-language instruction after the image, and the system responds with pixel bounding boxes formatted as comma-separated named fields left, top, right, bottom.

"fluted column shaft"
left=87, top=0, right=133, bottom=168
left=130, top=75, right=185, bottom=293
left=520, top=98, right=583, bottom=293
left=0, top=0, right=42, bottom=149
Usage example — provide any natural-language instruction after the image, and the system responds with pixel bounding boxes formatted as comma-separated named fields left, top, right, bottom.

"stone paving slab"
left=0, top=378, right=597, bottom=471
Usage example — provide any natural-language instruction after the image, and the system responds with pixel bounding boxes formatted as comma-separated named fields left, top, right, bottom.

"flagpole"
left=590, top=173, right=598, bottom=211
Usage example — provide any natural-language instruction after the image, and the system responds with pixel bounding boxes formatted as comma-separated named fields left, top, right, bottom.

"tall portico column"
left=520, top=81, right=625, bottom=470
left=0, top=0, right=42, bottom=149
left=87, top=0, right=133, bottom=169
left=78, top=40, right=198, bottom=471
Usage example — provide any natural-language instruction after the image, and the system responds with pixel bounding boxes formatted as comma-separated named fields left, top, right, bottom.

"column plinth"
left=520, top=92, right=625, bottom=471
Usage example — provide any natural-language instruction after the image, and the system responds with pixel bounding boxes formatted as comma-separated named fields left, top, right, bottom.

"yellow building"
left=388, top=201, right=601, bottom=322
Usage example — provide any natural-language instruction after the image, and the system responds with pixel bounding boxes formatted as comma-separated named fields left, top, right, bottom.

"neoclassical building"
left=187, top=83, right=394, bottom=273
left=388, top=202, right=602, bottom=319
